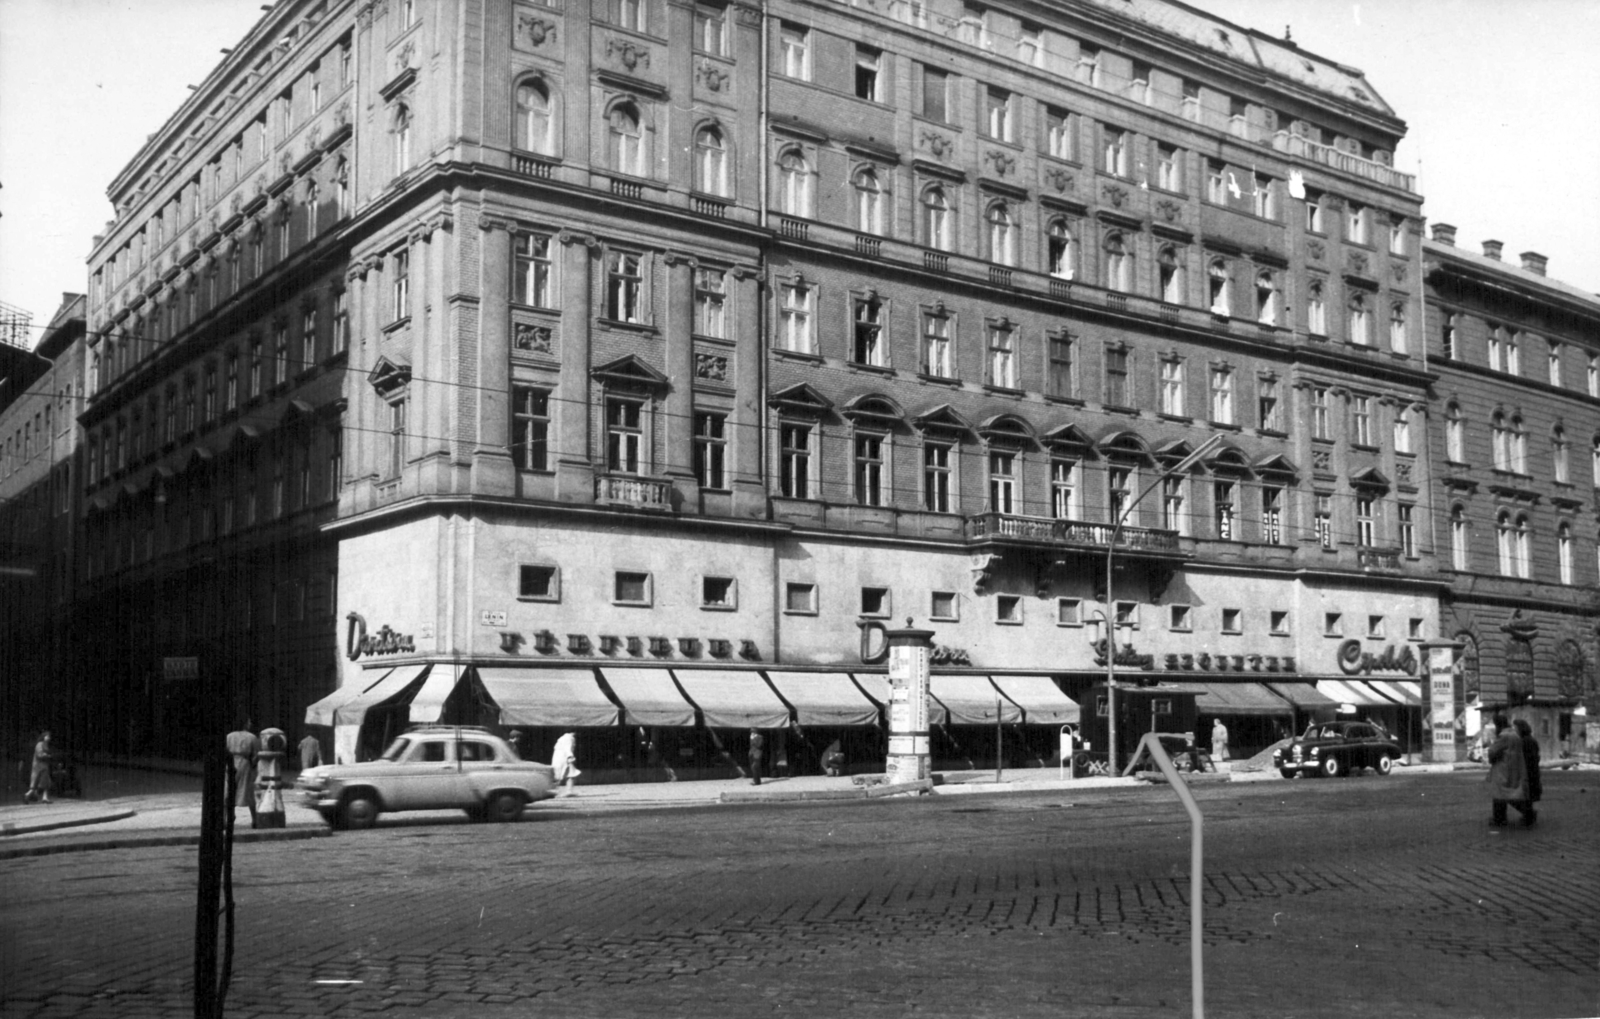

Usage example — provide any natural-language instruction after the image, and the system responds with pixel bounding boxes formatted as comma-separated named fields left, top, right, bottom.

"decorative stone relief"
left=696, top=60, right=728, bottom=92
left=1102, top=184, right=1128, bottom=208
left=1043, top=168, right=1074, bottom=193
left=397, top=40, right=417, bottom=71
left=1396, top=459, right=1413, bottom=486
left=1392, top=261, right=1408, bottom=283
left=1307, top=240, right=1325, bottom=261
left=1312, top=448, right=1332, bottom=473
left=733, top=3, right=762, bottom=26
left=1347, top=252, right=1369, bottom=276
left=985, top=150, right=1015, bottom=177
left=606, top=37, right=652, bottom=72
left=694, top=353, right=729, bottom=382
left=1155, top=199, right=1181, bottom=223
left=919, top=131, right=952, bottom=160
left=515, top=12, right=557, bottom=48
left=513, top=323, right=553, bottom=354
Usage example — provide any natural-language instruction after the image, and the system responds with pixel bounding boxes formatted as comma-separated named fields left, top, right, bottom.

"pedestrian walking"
left=551, top=731, right=580, bottom=796
left=821, top=739, right=845, bottom=777
left=1513, top=718, right=1541, bottom=826
left=297, top=733, right=323, bottom=771
left=24, top=731, right=54, bottom=804
left=748, top=729, right=765, bottom=786
left=508, top=729, right=529, bottom=760
left=1210, top=719, right=1229, bottom=762
left=225, top=722, right=261, bottom=828
left=1485, top=713, right=1531, bottom=828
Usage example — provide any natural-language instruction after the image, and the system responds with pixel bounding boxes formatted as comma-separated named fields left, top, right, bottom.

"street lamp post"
left=1106, top=435, right=1223, bottom=775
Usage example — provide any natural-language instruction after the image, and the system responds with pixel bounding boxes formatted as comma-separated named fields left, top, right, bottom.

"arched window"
left=986, top=201, right=1014, bottom=266
left=1592, top=434, right=1600, bottom=485
left=1558, top=522, right=1574, bottom=584
left=778, top=149, right=810, bottom=216
left=1158, top=245, right=1183, bottom=303
left=1389, top=301, right=1407, bottom=353
left=853, top=167, right=883, bottom=234
left=335, top=159, right=350, bottom=219
left=695, top=125, right=728, bottom=196
left=1207, top=258, right=1230, bottom=315
left=516, top=80, right=554, bottom=155
left=1047, top=219, right=1075, bottom=280
left=921, top=185, right=950, bottom=250
left=1307, top=280, right=1327, bottom=335
left=304, top=182, right=320, bottom=239
left=1446, top=403, right=1465, bottom=462
left=609, top=102, right=644, bottom=176
left=1514, top=514, right=1531, bottom=578
left=1450, top=505, right=1469, bottom=571
left=1104, top=232, right=1132, bottom=292
left=1348, top=292, right=1371, bottom=345
left=1553, top=426, right=1570, bottom=483
left=1510, top=416, right=1528, bottom=473
left=1491, top=412, right=1510, bottom=470
left=1254, top=270, right=1276, bottom=324
left=393, top=103, right=413, bottom=173
left=1496, top=511, right=1515, bottom=576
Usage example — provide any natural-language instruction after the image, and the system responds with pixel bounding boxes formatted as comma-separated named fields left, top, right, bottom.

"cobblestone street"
left=1, top=770, right=1595, bottom=1018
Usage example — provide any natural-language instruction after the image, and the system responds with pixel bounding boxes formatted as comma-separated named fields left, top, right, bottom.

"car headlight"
left=1309, top=747, right=1320, bottom=756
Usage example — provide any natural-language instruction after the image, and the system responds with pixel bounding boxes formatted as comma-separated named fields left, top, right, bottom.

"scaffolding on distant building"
left=0, top=301, right=31, bottom=349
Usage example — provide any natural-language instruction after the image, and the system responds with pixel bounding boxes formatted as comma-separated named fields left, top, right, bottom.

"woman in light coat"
left=550, top=732, right=580, bottom=796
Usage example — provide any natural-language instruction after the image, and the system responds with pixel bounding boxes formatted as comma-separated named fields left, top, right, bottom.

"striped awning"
left=599, top=668, right=697, bottom=727
left=477, top=667, right=621, bottom=727
left=671, top=669, right=791, bottom=729
left=331, top=664, right=431, bottom=727
left=304, top=668, right=395, bottom=727
left=408, top=664, right=466, bottom=725
left=764, top=672, right=880, bottom=726
left=1316, top=678, right=1396, bottom=708
left=930, top=674, right=1020, bottom=726
left=989, top=675, right=1079, bottom=724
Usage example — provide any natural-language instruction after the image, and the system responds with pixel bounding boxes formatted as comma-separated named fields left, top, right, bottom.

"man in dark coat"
left=748, top=729, right=765, bottom=786
left=1513, top=718, right=1540, bottom=826
left=1484, top=713, right=1530, bottom=828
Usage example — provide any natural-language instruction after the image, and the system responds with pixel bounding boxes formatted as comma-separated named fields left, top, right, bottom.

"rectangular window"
left=1114, top=601, right=1138, bottom=630
left=1324, top=612, right=1342, bottom=636
left=996, top=594, right=1022, bottom=624
left=1058, top=598, right=1083, bottom=626
left=1261, top=486, right=1282, bottom=544
left=1388, top=216, right=1406, bottom=255
left=1169, top=604, right=1191, bottom=631
left=615, top=0, right=645, bottom=31
left=1213, top=480, right=1234, bottom=540
left=519, top=564, right=559, bottom=600
left=1159, top=359, right=1185, bottom=416
left=225, top=354, right=239, bottom=412
left=1347, top=203, right=1367, bottom=245
left=922, top=312, right=952, bottom=378
left=923, top=442, right=951, bottom=512
left=855, top=45, right=882, bottom=101
left=1356, top=497, right=1375, bottom=547
left=693, top=412, right=727, bottom=489
left=1367, top=615, right=1385, bottom=639
left=1017, top=23, right=1042, bottom=67
left=779, top=283, right=815, bottom=353
left=1408, top=617, right=1424, bottom=640
left=693, top=268, right=726, bottom=338
left=1047, top=333, right=1076, bottom=398
left=702, top=576, right=736, bottom=609
left=300, top=308, right=317, bottom=371
left=1051, top=460, right=1076, bottom=519
left=1252, top=174, right=1276, bottom=219
left=1107, top=465, right=1131, bottom=522
left=273, top=323, right=289, bottom=387
left=781, top=22, right=811, bottom=80
left=1102, top=126, right=1128, bottom=176
left=1315, top=494, right=1333, bottom=549
left=1162, top=476, right=1187, bottom=534
left=512, top=386, right=550, bottom=471
left=1209, top=367, right=1234, bottom=424
left=1399, top=504, right=1415, bottom=557
left=1352, top=395, right=1372, bottom=446
left=1548, top=341, right=1563, bottom=386
left=1104, top=345, right=1129, bottom=406
left=606, top=251, right=644, bottom=323
left=606, top=399, right=643, bottom=474
left=514, top=234, right=553, bottom=307
left=1206, top=160, right=1226, bottom=204
left=1221, top=608, right=1242, bottom=633
left=1257, top=377, right=1281, bottom=431
left=987, top=323, right=1016, bottom=388
left=1045, top=107, right=1074, bottom=161
left=1312, top=387, right=1330, bottom=440
left=920, top=65, right=949, bottom=122
left=780, top=423, right=811, bottom=498
left=1157, top=143, right=1181, bottom=191
left=918, top=589, right=953, bottom=622
left=852, top=297, right=886, bottom=366
left=614, top=571, right=652, bottom=606
left=988, top=451, right=1015, bottom=514
left=785, top=581, right=817, bottom=613
left=1306, top=191, right=1324, bottom=232
left=984, top=86, right=1013, bottom=141
left=391, top=249, right=409, bottom=321
left=860, top=586, right=890, bottom=617
left=855, top=434, right=884, bottom=506
left=388, top=398, right=407, bottom=477
left=1076, top=43, right=1100, bottom=86
left=1271, top=610, right=1290, bottom=635
left=695, top=1, right=727, bottom=56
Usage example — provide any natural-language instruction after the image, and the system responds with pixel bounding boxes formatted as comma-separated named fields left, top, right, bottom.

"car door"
left=389, top=737, right=464, bottom=809
left=1347, top=724, right=1375, bottom=769
left=456, top=738, right=503, bottom=801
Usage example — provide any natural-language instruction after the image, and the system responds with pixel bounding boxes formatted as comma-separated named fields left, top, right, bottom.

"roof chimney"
left=1430, top=223, right=1456, bottom=246
left=1519, top=251, right=1548, bottom=276
left=1481, top=239, right=1503, bottom=261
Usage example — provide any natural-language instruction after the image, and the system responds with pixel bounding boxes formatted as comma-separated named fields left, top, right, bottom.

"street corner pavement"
left=0, top=796, right=137, bottom=838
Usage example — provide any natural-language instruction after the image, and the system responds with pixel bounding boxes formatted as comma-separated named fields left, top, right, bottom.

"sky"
left=1, top=0, right=1598, bottom=344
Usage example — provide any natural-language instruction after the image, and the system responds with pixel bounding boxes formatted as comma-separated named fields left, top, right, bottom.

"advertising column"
left=1423, top=642, right=1463, bottom=763
left=885, top=622, right=935, bottom=784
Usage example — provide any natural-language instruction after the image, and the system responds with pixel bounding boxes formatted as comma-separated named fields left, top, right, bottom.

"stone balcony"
left=964, top=512, right=1183, bottom=555
left=594, top=474, right=674, bottom=511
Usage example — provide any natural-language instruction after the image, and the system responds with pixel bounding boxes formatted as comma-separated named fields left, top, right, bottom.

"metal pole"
left=994, top=696, right=1002, bottom=784
left=1130, top=731, right=1205, bottom=1019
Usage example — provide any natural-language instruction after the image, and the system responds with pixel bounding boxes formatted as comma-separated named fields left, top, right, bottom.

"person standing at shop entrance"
left=551, top=732, right=579, bottom=797
left=1210, top=719, right=1229, bottom=763
left=748, top=729, right=765, bottom=786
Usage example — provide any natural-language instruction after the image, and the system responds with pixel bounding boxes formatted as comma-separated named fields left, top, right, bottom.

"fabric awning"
left=332, top=664, right=430, bottom=727
left=1160, top=682, right=1292, bottom=716
left=764, top=672, right=880, bottom=726
left=1266, top=682, right=1340, bottom=710
left=305, top=668, right=395, bottom=727
left=1368, top=680, right=1422, bottom=706
left=989, top=675, right=1079, bottom=724
left=849, top=673, right=892, bottom=707
left=1316, top=678, right=1396, bottom=708
left=408, top=664, right=466, bottom=725
left=930, top=674, right=1020, bottom=725
left=477, top=667, right=620, bottom=727
left=599, top=668, right=697, bottom=727
left=671, top=669, right=792, bottom=729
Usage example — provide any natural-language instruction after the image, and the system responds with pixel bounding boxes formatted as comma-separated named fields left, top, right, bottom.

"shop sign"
left=858, top=620, right=970, bottom=665
left=1091, top=639, right=1156, bottom=670
left=1162, top=652, right=1296, bottom=674
left=1336, top=639, right=1418, bottom=676
left=520, top=629, right=761, bottom=661
left=345, top=612, right=417, bottom=661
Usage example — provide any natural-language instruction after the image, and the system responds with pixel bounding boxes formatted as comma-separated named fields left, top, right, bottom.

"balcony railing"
left=1357, top=547, right=1403, bottom=573
left=692, top=196, right=729, bottom=218
left=988, top=266, right=1013, bottom=287
left=511, top=153, right=555, bottom=179
left=855, top=235, right=882, bottom=258
left=1276, top=134, right=1416, bottom=192
left=965, top=512, right=1182, bottom=553
left=595, top=474, right=673, bottom=510
left=778, top=217, right=809, bottom=240
left=610, top=178, right=644, bottom=200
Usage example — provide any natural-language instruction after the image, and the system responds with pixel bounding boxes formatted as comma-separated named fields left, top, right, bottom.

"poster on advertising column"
left=1427, top=645, right=1460, bottom=763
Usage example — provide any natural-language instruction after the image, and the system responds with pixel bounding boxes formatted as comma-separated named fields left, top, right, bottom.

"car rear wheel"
left=1320, top=755, right=1343, bottom=779
left=340, top=793, right=380, bottom=830
left=487, top=791, right=525, bottom=823
left=1279, top=768, right=1297, bottom=780
left=1375, top=754, right=1394, bottom=776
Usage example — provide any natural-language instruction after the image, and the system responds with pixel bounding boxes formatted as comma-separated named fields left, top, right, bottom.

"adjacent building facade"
left=13, top=0, right=1587, bottom=767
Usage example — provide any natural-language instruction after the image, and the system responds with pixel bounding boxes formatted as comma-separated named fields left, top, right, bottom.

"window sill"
left=1208, top=421, right=1242, bottom=431
left=848, top=362, right=894, bottom=375
left=1044, top=394, right=1085, bottom=407
left=599, top=318, right=658, bottom=336
left=1257, top=428, right=1287, bottom=439
left=1157, top=412, right=1192, bottom=424
left=383, top=316, right=411, bottom=334
left=1351, top=443, right=1380, bottom=453
left=772, top=347, right=821, bottom=362
left=700, top=604, right=738, bottom=612
left=995, top=619, right=1024, bottom=627
left=917, top=372, right=961, bottom=387
left=782, top=609, right=819, bottom=617
left=983, top=384, right=1024, bottom=397
left=1102, top=403, right=1139, bottom=417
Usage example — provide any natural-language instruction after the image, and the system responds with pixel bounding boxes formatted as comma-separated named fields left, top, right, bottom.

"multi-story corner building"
left=1423, top=226, right=1600, bottom=758
left=72, top=0, right=1461, bottom=767
left=0, top=295, right=86, bottom=750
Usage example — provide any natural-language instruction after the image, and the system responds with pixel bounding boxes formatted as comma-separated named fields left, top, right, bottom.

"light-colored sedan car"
left=298, top=726, right=556, bottom=829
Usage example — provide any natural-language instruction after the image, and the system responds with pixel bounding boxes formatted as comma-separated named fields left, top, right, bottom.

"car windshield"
left=380, top=737, right=414, bottom=762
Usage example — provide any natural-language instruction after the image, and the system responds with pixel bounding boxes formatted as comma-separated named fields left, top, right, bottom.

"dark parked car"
left=1273, top=720, right=1401, bottom=779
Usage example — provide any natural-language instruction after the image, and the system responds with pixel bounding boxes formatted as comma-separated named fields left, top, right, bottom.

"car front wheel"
left=1375, top=754, right=1394, bottom=776
left=487, top=791, right=526, bottom=823
left=340, top=793, right=380, bottom=830
left=1320, top=755, right=1343, bottom=778
left=1279, top=768, right=1298, bottom=780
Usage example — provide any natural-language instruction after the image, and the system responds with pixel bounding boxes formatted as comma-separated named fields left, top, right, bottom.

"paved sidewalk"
left=0, top=756, right=1496, bottom=858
